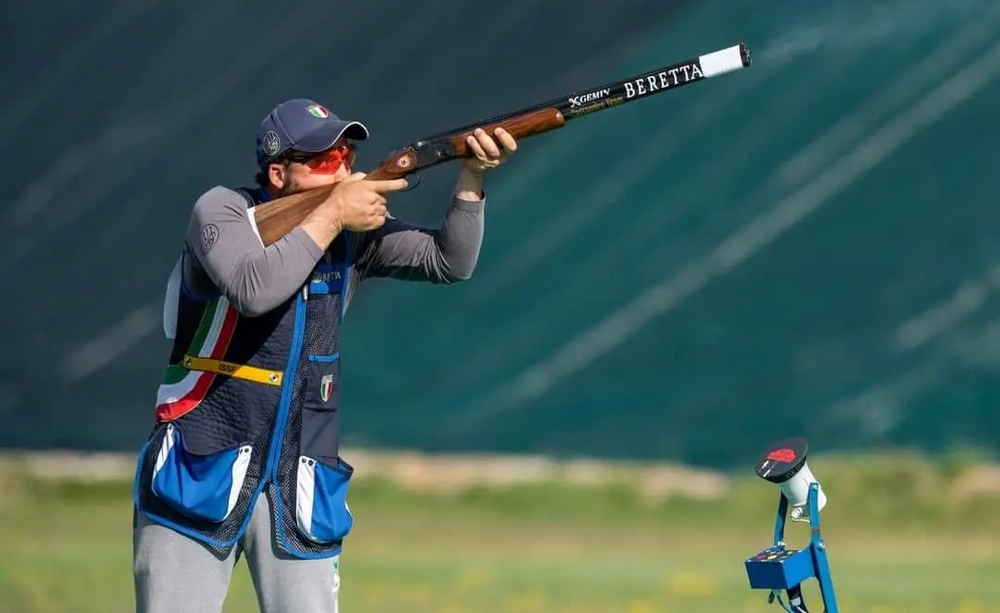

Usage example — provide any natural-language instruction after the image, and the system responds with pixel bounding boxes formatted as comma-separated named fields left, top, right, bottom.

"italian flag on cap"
left=307, top=104, right=330, bottom=118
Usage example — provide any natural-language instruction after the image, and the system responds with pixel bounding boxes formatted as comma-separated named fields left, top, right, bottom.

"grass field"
left=2, top=449, right=1000, bottom=613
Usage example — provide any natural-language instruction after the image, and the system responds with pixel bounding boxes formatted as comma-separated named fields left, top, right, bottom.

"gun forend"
left=366, top=106, right=567, bottom=182
left=443, top=106, right=567, bottom=154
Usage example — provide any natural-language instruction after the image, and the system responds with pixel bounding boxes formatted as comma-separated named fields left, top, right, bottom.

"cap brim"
left=294, top=120, right=370, bottom=153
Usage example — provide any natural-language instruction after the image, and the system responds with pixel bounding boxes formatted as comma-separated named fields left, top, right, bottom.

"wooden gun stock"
left=253, top=184, right=337, bottom=247
left=253, top=107, right=566, bottom=246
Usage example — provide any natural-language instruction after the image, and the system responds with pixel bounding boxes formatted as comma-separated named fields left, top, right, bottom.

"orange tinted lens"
left=306, top=145, right=355, bottom=174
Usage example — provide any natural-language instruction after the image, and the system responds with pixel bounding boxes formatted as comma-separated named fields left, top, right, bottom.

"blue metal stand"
left=744, top=482, right=839, bottom=613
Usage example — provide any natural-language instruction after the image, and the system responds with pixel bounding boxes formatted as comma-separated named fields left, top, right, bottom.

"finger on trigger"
left=370, top=178, right=409, bottom=192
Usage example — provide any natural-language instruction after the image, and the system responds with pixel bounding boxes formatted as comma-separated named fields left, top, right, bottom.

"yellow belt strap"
left=182, top=355, right=284, bottom=386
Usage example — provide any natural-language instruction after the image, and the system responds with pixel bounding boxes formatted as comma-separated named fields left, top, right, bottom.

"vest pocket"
left=150, top=423, right=253, bottom=523
left=295, top=455, right=354, bottom=544
left=300, top=359, right=340, bottom=460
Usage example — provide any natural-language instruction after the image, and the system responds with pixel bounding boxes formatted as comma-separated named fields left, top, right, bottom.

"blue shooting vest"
left=134, top=186, right=354, bottom=559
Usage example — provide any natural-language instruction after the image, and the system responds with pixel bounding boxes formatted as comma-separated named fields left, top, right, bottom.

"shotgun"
left=252, top=42, right=752, bottom=246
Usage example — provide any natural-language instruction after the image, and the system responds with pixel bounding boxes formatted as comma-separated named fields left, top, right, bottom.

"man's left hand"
left=463, top=127, right=517, bottom=176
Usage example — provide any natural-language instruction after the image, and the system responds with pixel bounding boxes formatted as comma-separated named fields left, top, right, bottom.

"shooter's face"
left=268, top=138, right=357, bottom=196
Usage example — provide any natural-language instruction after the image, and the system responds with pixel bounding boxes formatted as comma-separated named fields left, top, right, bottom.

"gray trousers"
left=133, top=490, right=340, bottom=613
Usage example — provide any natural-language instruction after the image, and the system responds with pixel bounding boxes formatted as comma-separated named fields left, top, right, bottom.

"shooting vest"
left=133, top=186, right=354, bottom=560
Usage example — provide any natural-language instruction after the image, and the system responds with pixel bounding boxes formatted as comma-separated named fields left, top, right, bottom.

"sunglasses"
left=284, top=143, right=357, bottom=175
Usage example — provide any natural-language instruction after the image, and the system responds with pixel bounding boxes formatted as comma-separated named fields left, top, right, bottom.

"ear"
left=267, top=163, right=287, bottom=190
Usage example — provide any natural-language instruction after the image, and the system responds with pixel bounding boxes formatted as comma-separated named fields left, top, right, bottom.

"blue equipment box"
left=745, top=545, right=816, bottom=590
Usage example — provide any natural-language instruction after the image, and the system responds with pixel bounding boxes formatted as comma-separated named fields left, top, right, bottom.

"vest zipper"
left=262, top=290, right=308, bottom=486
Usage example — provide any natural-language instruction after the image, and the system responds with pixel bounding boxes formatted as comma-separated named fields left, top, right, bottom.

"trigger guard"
left=400, top=174, right=421, bottom=192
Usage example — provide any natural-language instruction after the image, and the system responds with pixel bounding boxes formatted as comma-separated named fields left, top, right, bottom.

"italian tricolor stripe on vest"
left=155, top=298, right=239, bottom=421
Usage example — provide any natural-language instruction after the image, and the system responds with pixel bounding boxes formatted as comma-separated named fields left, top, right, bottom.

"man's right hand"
left=323, top=173, right=410, bottom=232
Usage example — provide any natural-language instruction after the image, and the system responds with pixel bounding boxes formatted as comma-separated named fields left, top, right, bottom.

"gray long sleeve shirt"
left=180, top=185, right=485, bottom=317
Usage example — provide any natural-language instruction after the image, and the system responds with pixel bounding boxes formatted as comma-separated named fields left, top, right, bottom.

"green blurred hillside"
left=1, top=0, right=999, bottom=468
left=3, top=450, right=1000, bottom=613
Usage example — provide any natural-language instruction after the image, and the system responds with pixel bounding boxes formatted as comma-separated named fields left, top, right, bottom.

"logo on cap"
left=262, top=130, right=281, bottom=156
left=306, top=104, right=330, bottom=119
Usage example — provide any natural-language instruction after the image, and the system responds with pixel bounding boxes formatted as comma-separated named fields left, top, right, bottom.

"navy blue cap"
left=255, top=98, right=369, bottom=168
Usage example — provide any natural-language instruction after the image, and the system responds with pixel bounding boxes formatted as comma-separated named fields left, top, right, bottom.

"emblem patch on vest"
left=320, top=374, right=334, bottom=403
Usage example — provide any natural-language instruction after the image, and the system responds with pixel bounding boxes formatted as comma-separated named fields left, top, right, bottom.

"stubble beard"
left=279, top=175, right=304, bottom=198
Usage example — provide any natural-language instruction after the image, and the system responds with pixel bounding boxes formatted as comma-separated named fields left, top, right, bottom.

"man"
left=132, top=97, right=517, bottom=613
